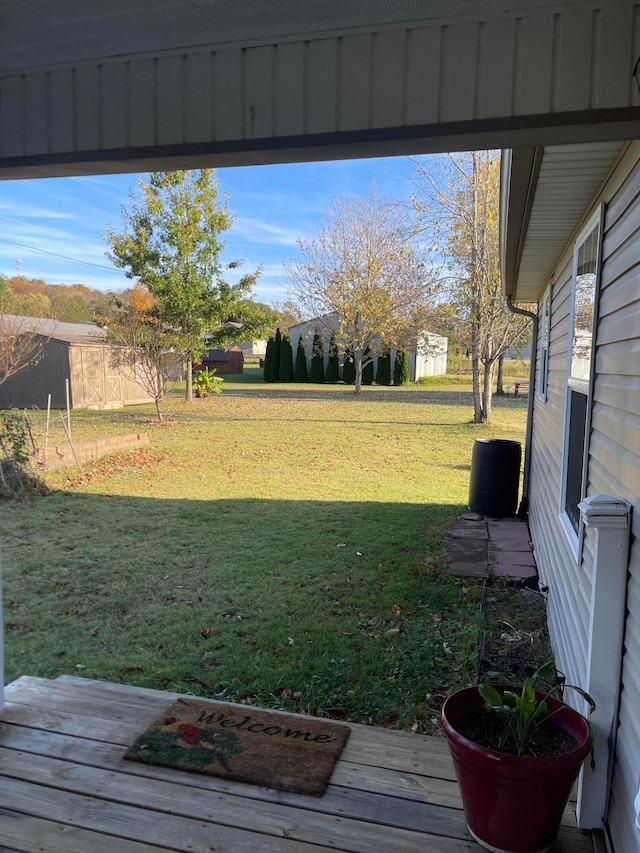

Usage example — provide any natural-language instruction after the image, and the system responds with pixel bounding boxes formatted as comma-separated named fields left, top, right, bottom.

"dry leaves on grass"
left=66, top=449, right=181, bottom=486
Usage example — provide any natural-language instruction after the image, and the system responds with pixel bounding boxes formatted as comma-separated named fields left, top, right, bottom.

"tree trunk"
left=471, top=322, right=483, bottom=422
left=185, top=359, right=193, bottom=402
left=480, top=361, right=494, bottom=424
left=154, top=397, right=164, bottom=421
left=496, top=354, right=505, bottom=395
left=354, top=350, right=363, bottom=395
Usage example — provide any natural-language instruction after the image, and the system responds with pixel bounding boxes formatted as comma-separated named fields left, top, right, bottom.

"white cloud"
left=230, top=217, right=308, bottom=248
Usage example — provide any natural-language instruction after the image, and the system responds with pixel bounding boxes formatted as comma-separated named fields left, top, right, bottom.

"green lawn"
left=1, top=371, right=528, bottom=733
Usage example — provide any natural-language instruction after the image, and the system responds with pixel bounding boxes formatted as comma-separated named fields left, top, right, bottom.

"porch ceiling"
left=501, top=140, right=626, bottom=303
left=2, top=0, right=496, bottom=71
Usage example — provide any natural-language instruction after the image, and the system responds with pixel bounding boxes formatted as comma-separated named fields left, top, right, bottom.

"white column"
left=0, top=549, right=4, bottom=711
left=576, top=495, right=631, bottom=829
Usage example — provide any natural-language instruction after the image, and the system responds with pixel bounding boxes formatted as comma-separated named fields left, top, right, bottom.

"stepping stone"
left=446, top=540, right=487, bottom=561
left=446, top=562, right=491, bottom=578
left=491, top=563, right=538, bottom=580
left=488, top=537, right=532, bottom=552
left=448, top=522, right=488, bottom=540
left=488, top=550, right=536, bottom=567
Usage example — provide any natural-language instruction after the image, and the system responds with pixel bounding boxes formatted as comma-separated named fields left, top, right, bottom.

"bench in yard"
left=514, top=381, right=529, bottom=396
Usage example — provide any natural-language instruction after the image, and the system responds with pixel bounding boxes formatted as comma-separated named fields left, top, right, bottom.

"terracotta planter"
left=441, top=686, right=592, bottom=853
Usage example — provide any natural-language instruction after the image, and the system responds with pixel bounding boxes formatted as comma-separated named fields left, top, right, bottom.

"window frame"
left=538, top=286, right=551, bottom=402
left=559, top=204, right=605, bottom=557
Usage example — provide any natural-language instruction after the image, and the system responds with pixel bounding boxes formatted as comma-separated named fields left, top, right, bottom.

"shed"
left=0, top=317, right=154, bottom=409
left=197, top=346, right=244, bottom=376
left=288, top=315, right=447, bottom=381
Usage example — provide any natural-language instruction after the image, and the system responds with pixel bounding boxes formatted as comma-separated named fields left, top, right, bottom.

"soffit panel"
left=513, top=141, right=624, bottom=301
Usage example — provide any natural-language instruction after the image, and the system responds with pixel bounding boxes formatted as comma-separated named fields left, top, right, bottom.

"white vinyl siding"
left=529, top=141, right=640, bottom=852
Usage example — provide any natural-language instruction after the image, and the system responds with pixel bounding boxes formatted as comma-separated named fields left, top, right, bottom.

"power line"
left=0, top=237, right=118, bottom=273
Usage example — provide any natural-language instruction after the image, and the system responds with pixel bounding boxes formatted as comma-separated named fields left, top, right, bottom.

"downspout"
left=506, top=297, right=537, bottom=519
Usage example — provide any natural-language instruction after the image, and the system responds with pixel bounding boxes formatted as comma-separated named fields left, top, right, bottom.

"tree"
left=274, top=328, right=282, bottom=380
left=0, top=278, right=14, bottom=310
left=271, top=299, right=305, bottom=333
left=11, top=292, right=51, bottom=317
left=309, top=328, right=325, bottom=383
left=104, top=298, right=181, bottom=422
left=285, top=187, right=433, bottom=394
left=0, top=314, right=47, bottom=387
left=326, top=331, right=339, bottom=382
left=409, top=152, right=530, bottom=423
left=375, top=350, right=391, bottom=385
left=105, top=170, right=260, bottom=403
left=263, top=335, right=278, bottom=382
left=393, top=350, right=409, bottom=386
left=295, top=335, right=308, bottom=382
left=362, top=347, right=374, bottom=385
left=279, top=332, right=294, bottom=381
left=342, top=347, right=355, bottom=384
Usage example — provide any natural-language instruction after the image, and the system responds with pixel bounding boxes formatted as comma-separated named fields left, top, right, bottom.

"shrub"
left=342, top=347, right=355, bottom=384
left=375, top=350, right=391, bottom=386
left=393, top=350, right=409, bottom=385
left=294, top=335, right=308, bottom=382
left=274, top=328, right=282, bottom=380
left=263, top=336, right=278, bottom=382
left=193, top=368, right=224, bottom=398
left=326, top=331, right=339, bottom=383
left=362, top=348, right=374, bottom=385
left=0, top=412, right=47, bottom=499
left=309, top=328, right=325, bottom=383
left=279, top=333, right=294, bottom=382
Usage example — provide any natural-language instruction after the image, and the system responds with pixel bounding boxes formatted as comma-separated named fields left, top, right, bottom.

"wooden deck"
left=0, top=675, right=594, bottom=852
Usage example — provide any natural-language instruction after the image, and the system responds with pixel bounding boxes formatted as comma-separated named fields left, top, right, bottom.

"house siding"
left=529, top=142, right=640, bottom=851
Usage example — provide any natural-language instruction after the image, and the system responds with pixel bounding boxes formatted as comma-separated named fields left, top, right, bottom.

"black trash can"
left=468, top=438, right=522, bottom=518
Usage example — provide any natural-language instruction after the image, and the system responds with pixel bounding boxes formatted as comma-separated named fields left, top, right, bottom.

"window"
left=561, top=208, right=603, bottom=544
left=538, top=287, right=551, bottom=401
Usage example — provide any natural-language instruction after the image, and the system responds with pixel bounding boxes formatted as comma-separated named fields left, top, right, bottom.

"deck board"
left=0, top=676, right=594, bottom=853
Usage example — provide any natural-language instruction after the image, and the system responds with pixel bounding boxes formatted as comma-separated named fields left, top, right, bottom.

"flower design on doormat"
left=129, top=723, right=243, bottom=773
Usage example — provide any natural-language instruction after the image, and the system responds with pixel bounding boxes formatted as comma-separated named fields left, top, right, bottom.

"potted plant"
left=441, top=662, right=594, bottom=853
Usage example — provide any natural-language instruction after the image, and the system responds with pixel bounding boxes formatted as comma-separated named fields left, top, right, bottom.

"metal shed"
left=0, top=319, right=154, bottom=410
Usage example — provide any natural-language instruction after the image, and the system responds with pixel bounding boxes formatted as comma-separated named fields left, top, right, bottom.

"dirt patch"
left=478, top=577, right=556, bottom=690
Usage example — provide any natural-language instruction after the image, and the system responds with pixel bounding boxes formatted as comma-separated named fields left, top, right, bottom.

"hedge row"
left=264, top=329, right=409, bottom=385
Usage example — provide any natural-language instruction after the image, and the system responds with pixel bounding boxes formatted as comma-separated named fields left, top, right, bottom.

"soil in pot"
left=454, top=707, right=579, bottom=758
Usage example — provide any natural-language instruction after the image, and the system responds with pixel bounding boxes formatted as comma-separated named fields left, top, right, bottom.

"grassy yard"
left=1, top=370, right=528, bottom=733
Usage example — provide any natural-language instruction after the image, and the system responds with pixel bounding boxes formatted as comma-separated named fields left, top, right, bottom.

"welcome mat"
left=124, top=698, right=351, bottom=797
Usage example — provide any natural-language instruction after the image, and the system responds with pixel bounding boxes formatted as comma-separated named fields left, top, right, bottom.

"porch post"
left=576, top=495, right=631, bottom=829
left=0, top=549, right=4, bottom=710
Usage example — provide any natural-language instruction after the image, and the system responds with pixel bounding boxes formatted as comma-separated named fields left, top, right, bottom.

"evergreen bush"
left=295, top=334, right=308, bottom=382
left=263, top=336, right=278, bottom=382
left=342, top=347, right=355, bottom=384
left=393, top=350, right=409, bottom=385
left=375, top=350, right=391, bottom=385
left=274, top=328, right=282, bottom=380
left=279, top=333, right=294, bottom=381
left=309, top=328, right=325, bottom=383
left=326, top=331, right=339, bottom=383
left=362, top=348, right=374, bottom=385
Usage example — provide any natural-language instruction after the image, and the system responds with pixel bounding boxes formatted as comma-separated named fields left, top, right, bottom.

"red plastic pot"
left=441, top=686, right=592, bottom=853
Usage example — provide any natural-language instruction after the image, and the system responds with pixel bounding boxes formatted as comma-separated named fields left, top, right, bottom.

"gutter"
left=506, top=297, right=537, bottom=518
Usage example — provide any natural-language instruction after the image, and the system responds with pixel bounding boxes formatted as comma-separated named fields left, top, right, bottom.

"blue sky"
left=0, top=156, right=418, bottom=306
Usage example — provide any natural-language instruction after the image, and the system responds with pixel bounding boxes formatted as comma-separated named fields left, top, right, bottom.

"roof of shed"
left=203, top=349, right=231, bottom=362
left=1, top=315, right=107, bottom=343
